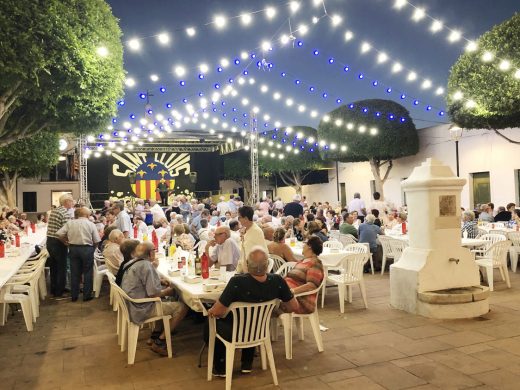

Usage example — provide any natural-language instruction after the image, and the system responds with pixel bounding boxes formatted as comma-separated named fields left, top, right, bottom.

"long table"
left=0, top=228, right=47, bottom=289
left=388, top=234, right=487, bottom=248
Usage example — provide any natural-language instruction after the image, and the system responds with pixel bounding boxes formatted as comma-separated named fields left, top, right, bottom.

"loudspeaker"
left=189, top=172, right=198, bottom=184
left=128, top=172, right=137, bottom=185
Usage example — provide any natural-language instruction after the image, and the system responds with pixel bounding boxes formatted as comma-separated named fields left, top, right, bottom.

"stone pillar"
left=390, top=158, right=488, bottom=318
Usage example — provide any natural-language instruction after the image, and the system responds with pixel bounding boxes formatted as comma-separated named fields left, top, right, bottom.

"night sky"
left=106, top=0, right=519, bottom=132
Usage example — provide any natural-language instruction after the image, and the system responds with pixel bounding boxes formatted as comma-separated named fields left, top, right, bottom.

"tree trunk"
left=0, top=170, right=18, bottom=208
left=368, top=158, right=393, bottom=201
left=278, top=170, right=312, bottom=195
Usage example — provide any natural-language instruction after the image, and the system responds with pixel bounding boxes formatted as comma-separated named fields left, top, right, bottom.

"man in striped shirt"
left=47, top=194, right=74, bottom=297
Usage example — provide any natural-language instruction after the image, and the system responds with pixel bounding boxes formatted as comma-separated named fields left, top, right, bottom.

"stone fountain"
left=390, top=158, right=489, bottom=319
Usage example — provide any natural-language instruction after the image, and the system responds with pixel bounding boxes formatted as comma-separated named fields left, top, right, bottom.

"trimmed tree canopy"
left=0, top=0, right=125, bottom=144
left=317, top=99, right=419, bottom=162
left=447, top=13, right=520, bottom=132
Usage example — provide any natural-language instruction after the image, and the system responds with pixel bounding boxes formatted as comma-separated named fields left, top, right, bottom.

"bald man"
left=204, top=226, right=240, bottom=271
left=57, top=207, right=100, bottom=302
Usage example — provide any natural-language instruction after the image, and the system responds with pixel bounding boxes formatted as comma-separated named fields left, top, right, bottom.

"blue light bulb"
left=234, top=59, right=240, bottom=65
left=343, top=66, right=350, bottom=72
left=198, top=74, right=204, bottom=79
left=139, top=93, right=146, bottom=99
left=118, top=100, right=125, bottom=106
left=217, top=67, right=223, bottom=72
left=362, top=108, right=368, bottom=113
left=221, top=101, right=226, bottom=106
left=389, top=114, right=395, bottom=120
left=309, top=86, right=315, bottom=92
left=328, top=58, right=334, bottom=64
left=400, top=94, right=406, bottom=99
left=179, top=81, right=186, bottom=86
left=198, top=92, right=204, bottom=97
left=243, top=70, right=248, bottom=75
left=297, top=41, right=303, bottom=47
left=375, top=112, right=381, bottom=117
left=358, top=73, right=364, bottom=79
left=147, top=109, right=153, bottom=114
left=438, top=111, right=445, bottom=116
left=130, top=114, right=136, bottom=119
left=400, top=117, right=406, bottom=122
left=281, top=72, right=286, bottom=77
left=313, top=49, right=319, bottom=55
left=413, top=100, right=419, bottom=105
left=214, top=83, right=220, bottom=89
left=112, top=118, right=117, bottom=123
left=386, top=87, right=392, bottom=93
left=295, top=80, right=301, bottom=85
left=348, top=104, right=355, bottom=109
left=426, top=105, right=432, bottom=111
left=159, top=87, right=166, bottom=93
left=336, top=98, right=342, bottom=104
left=228, top=78, right=234, bottom=83
left=182, top=98, right=188, bottom=103
left=372, top=81, right=378, bottom=87
left=322, top=92, right=328, bottom=98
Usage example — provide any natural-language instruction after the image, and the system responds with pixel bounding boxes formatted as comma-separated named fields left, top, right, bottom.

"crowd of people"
left=3, top=191, right=520, bottom=372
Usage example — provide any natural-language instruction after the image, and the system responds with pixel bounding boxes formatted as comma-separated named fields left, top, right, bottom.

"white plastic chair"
left=274, top=278, right=325, bottom=359
left=206, top=299, right=279, bottom=390
left=267, top=257, right=275, bottom=273
left=323, top=240, right=343, bottom=250
left=268, top=254, right=285, bottom=273
left=472, top=233, right=506, bottom=257
left=275, top=262, right=297, bottom=277
left=338, top=233, right=357, bottom=247
left=378, top=235, right=395, bottom=275
left=111, top=283, right=173, bottom=364
left=0, top=286, right=34, bottom=331
left=476, top=240, right=512, bottom=291
left=325, top=252, right=370, bottom=313
left=347, top=243, right=374, bottom=275
left=389, top=238, right=407, bottom=263
left=329, top=230, right=340, bottom=241
left=507, top=232, right=520, bottom=272
left=93, top=256, right=108, bottom=298
left=10, top=256, right=47, bottom=321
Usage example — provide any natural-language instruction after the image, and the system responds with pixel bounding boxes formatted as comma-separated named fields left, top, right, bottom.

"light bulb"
left=174, top=66, right=186, bottom=77
left=289, top=1, right=300, bottom=13
left=392, top=62, right=403, bottom=73
left=412, top=8, right=425, bottom=22
left=394, top=0, right=407, bottom=9
left=157, top=32, right=170, bottom=45
left=430, top=20, right=443, bottom=33
left=125, top=78, right=136, bottom=87
left=499, top=60, right=511, bottom=71
left=240, top=13, right=252, bottom=26
left=344, top=31, right=354, bottom=41
left=482, top=51, right=494, bottom=62
left=96, top=46, right=108, bottom=57
left=150, top=74, right=159, bottom=82
left=214, top=15, right=227, bottom=29
left=465, top=41, right=478, bottom=52
left=265, top=6, right=276, bottom=19
left=127, top=38, right=140, bottom=51
left=407, top=71, right=417, bottom=81
left=330, top=14, right=342, bottom=26
left=448, top=30, right=462, bottom=43
left=421, top=79, right=432, bottom=89
left=361, top=42, right=371, bottom=53
left=435, top=87, right=445, bottom=95
left=220, top=58, right=230, bottom=68
left=186, top=27, right=196, bottom=37
left=298, top=24, right=308, bottom=35
left=199, top=63, right=209, bottom=73
left=377, top=52, right=388, bottom=63
left=453, top=91, right=463, bottom=100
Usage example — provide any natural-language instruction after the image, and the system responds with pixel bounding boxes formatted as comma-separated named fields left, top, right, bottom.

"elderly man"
left=348, top=192, right=367, bottom=222
left=47, top=193, right=74, bottom=297
left=204, top=226, right=240, bottom=271
left=236, top=206, right=269, bottom=273
left=103, top=229, right=125, bottom=274
left=112, top=202, right=132, bottom=238
left=150, top=200, right=167, bottom=224
left=216, top=196, right=230, bottom=215
left=57, top=207, right=101, bottom=302
left=190, top=208, right=209, bottom=239
left=198, top=218, right=212, bottom=243
left=478, top=204, right=494, bottom=223
left=206, top=246, right=298, bottom=376
left=120, top=242, right=189, bottom=356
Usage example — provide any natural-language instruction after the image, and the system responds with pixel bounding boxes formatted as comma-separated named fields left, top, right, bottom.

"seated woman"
left=283, top=236, right=324, bottom=314
left=171, top=224, right=195, bottom=250
left=461, top=210, right=478, bottom=238
left=267, top=228, right=297, bottom=262
left=306, top=221, right=329, bottom=242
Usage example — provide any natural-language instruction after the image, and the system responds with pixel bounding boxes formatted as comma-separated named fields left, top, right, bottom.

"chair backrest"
left=493, top=222, right=505, bottom=228
left=338, top=233, right=357, bottom=247
left=476, top=228, right=488, bottom=238
left=507, top=231, right=520, bottom=247
left=344, top=243, right=369, bottom=254
left=267, top=257, right=275, bottom=273
left=389, top=238, right=407, bottom=261
left=268, top=254, right=285, bottom=272
left=329, top=230, right=340, bottom=241
left=378, top=235, right=394, bottom=257
left=228, top=299, right=279, bottom=345
left=481, top=233, right=506, bottom=250
left=109, top=281, right=131, bottom=321
left=487, top=240, right=511, bottom=265
left=339, top=252, right=370, bottom=282
left=489, top=230, right=507, bottom=236
left=275, top=261, right=296, bottom=277
left=192, top=240, right=207, bottom=253
left=323, top=240, right=343, bottom=250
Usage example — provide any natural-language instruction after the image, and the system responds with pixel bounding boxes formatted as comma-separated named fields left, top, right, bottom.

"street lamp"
left=449, top=125, right=463, bottom=177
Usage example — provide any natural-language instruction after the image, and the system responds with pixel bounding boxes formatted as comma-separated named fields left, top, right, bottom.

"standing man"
left=236, top=206, right=268, bottom=273
left=46, top=193, right=74, bottom=298
left=283, top=194, right=304, bottom=219
left=57, top=207, right=101, bottom=302
left=348, top=193, right=367, bottom=223
left=156, top=179, right=170, bottom=206
left=112, top=202, right=132, bottom=238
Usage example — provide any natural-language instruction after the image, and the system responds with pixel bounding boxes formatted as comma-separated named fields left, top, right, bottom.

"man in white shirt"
left=204, top=226, right=240, bottom=271
left=149, top=200, right=167, bottom=224
left=273, top=197, right=284, bottom=212
left=216, top=196, right=230, bottom=215
left=236, top=206, right=268, bottom=273
left=270, top=210, right=282, bottom=228
left=112, top=202, right=132, bottom=238
left=348, top=193, right=367, bottom=222
left=198, top=218, right=212, bottom=243
left=369, top=192, right=388, bottom=222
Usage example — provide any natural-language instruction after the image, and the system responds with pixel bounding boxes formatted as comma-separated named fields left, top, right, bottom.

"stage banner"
left=110, top=152, right=192, bottom=200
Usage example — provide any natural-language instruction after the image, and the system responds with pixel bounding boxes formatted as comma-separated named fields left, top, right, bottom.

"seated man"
left=120, top=242, right=189, bottom=356
left=204, top=226, right=241, bottom=271
left=198, top=218, right=212, bottom=243
left=228, top=220, right=241, bottom=244
left=103, top=229, right=125, bottom=275
left=339, top=212, right=358, bottom=239
left=206, top=246, right=298, bottom=376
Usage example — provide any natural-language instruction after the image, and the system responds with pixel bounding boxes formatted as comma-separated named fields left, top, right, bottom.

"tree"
left=0, top=133, right=60, bottom=207
left=447, top=13, right=520, bottom=143
left=318, top=99, right=418, bottom=199
left=259, top=126, right=326, bottom=194
left=0, top=0, right=124, bottom=144
left=221, top=151, right=252, bottom=203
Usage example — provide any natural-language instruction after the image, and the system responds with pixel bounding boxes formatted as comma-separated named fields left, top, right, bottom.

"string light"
left=186, top=27, right=196, bottom=37
left=157, top=32, right=170, bottom=45
left=127, top=38, right=141, bottom=51
left=214, top=15, right=227, bottom=29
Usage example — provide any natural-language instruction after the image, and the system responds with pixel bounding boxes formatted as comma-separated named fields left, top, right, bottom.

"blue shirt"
left=358, top=223, right=381, bottom=252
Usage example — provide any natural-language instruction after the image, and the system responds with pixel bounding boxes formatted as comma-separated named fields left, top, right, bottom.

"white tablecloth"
left=0, top=228, right=47, bottom=289
left=290, top=244, right=353, bottom=267
left=479, top=225, right=515, bottom=234
left=387, top=234, right=486, bottom=248
left=156, top=252, right=233, bottom=312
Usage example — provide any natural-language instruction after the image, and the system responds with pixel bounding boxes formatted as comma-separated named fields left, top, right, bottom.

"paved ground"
left=2, top=271, right=520, bottom=390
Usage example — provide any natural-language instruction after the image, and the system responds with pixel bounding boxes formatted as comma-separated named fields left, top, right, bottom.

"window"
left=23, top=192, right=37, bottom=212
left=471, top=172, right=490, bottom=208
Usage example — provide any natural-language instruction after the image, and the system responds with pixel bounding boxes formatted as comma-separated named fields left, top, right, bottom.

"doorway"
left=340, top=183, right=346, bottom=208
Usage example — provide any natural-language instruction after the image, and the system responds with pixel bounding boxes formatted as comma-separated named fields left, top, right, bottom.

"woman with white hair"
left=461, top=210, right=478, bottom=238
left=358, top=214, right=383, bottom=272
left=103, top=229, right=125, bottom=274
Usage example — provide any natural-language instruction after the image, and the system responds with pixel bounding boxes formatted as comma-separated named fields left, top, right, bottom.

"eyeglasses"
left=214, top=232, right=225, bottom=236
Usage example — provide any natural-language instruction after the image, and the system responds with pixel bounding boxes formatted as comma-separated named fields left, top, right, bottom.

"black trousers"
left=159, top=192, right=168, bottom=206
left=203, top=316, right=255, bottom=371
left=46, top=237, right=68, bottom=296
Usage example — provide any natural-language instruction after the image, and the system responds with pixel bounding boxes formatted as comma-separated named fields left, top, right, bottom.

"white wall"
left=16, top=179, right=80, bottom=213
left=258, top=125, right=520, bottom=210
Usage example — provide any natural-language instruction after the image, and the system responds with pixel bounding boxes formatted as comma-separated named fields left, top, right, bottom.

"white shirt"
left=230, top=230, right=241, bottom=244
left=369, top=200, right=388, bottom=218
left=198, top=227, right=212, bottom=243
left=209, top=238, right=240, bottom=271
left=270, top=216, right=282, bottom=228
left=273, top=200, right=284, bottom=210
left=57, top=218, right=101, bottom=246
left=236, top=223, right=268, bottom=273
left=116, top=210, right=132, bottom=234
left=348, top=198, right=366, bottom=216
left=217, top=201, right=230, bottom=214
left=150, top=204, right=166, bottom=223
